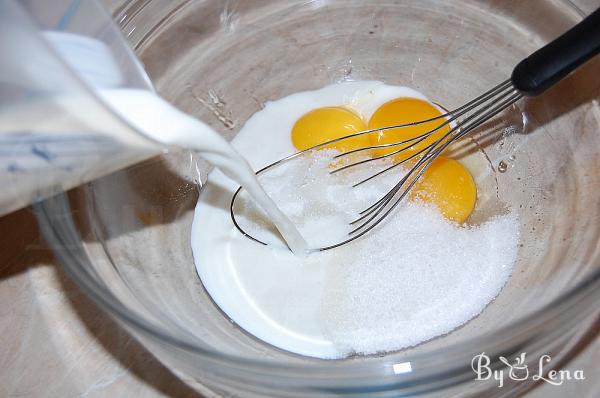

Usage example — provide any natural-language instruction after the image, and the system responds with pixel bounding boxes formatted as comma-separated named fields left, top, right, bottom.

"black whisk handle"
left=511, top=7, right=600, bottom=96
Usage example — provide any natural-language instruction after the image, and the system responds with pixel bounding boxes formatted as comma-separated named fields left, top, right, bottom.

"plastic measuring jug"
left=0, top=0, right=163, bottom=216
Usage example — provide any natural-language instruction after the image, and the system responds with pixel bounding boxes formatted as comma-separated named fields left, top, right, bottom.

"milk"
left=98, top=89, right=308, bottom=254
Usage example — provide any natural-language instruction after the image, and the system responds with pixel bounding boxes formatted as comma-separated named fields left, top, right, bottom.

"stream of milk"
left=99, top=89, right=308, bottom=254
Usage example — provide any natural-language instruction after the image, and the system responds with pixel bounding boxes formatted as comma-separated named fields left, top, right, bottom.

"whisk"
left=231, top=8, right=600, bottom=251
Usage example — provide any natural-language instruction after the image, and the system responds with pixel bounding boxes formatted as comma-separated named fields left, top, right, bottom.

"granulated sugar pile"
left=320, top=201, right=518, bottom=355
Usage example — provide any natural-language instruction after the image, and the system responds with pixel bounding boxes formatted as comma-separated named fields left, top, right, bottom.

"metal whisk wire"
left=230, top=80, right=522, bottom=251
left=341, top=82, right=523, bottom=241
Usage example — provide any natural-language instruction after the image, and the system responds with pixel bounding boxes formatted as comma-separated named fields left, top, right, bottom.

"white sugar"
left=321, top=205, right=519, bottom=356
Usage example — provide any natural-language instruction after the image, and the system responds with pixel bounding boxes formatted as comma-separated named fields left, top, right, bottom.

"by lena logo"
left=471, top=352, right=585, bottom=388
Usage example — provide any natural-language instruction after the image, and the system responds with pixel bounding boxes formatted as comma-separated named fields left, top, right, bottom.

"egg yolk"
left=368, top=98, right=450, bottom=162
left=410, top=156, right=477, bottom=223
left=291, top=107, right=370, bottom=152
left=289, top=98, right=476, bottom=224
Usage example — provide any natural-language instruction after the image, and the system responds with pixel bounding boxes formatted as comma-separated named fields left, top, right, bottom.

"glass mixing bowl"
left=36, top=0, right=600, bottom=396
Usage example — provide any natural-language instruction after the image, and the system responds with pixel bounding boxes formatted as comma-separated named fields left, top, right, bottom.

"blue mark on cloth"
left=7, top=163, right=24, bottom=173
left=31, top=144, right=55, bottom=162
left=55, top=0, right=81, bottom=31
left=0, top=132, right=122, bottom=172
